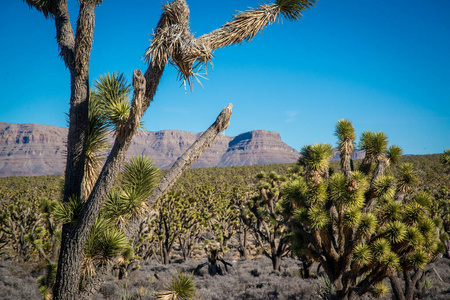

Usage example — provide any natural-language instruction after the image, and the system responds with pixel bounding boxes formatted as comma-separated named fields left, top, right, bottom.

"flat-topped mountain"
left=0, top=122, right=300, bottom=177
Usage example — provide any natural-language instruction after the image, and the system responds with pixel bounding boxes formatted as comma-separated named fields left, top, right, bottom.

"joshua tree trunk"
left=272, top=255, right=281, bottom=272
left=237, top=229, right=248, bottom=259
left=162, top=246, right=170, bottom=265
left=299, top=255, right=313, bottom=278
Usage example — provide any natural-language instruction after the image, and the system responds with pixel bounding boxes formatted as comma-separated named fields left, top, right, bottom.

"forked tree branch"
left=54, top=0, right=76, bottom=71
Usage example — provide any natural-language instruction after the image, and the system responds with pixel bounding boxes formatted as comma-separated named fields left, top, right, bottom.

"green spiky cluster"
left=281, top=120, right=444, bottom=299
left=359, top=131, right=389, bottom=158
left=441, top=149, right=450, bottom=166
left=53, top=195, right=84, bottom=224
left=94, top=72, right=132, bottom=134
left=155, top=272, right=197, bottom=300
left=299, top=143, right=333, bottom=173
left=335, top=119, right=356, bottom=143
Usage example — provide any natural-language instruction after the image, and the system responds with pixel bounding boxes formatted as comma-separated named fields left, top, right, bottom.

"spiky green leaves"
left=94, top=73, right=132, bottom=135
left=276, top=0, right=316, bottom=21
left=359, top=131, right=389, bottom=158
left=299, top=143, right=333, bottom=171
left=386, top=145, right=403, bottom=165
left=85, top=218, right=128, bottom=261
left=101, top=155, right=160, bottom=222
left=373, top=176, right=396, bottom=201
left=371, top=239, right=401, bottom=271
left=155, top=272, right=197, bottom=300
left=282, top=178, right=308, bottom=207
left=441, top=149, right=450, bottom=166
left=335, top=119, right=356, bottom=144
left=383, top=221, right=407, bottom=244
left=407, top=249, right=429, bottom=269
left=414, top=192, right=433, bottom=207
left=404, top=202, right=426, bottom=225
left=328, top=172, right=366, bottom=207
left=299, top=143, right=333, bottom=183
left=405, top=227, right=425, bottom=249
left=358, top=213, right=378, bottom=236
left=37, top=262, right=57, bottom=299
left=378, top=201, right=403, bottom=223
left=372, top=282, right=389, bottom=298
left=344, top=206, right=362, bottom=227
left=396, top=163, right=417, bottom=192
left=353, top=243, right=372, bottom=266
left=328, top=173, right=347, bottom=203
left=122, top=155, right=160, bottom=202
left=53, top=195, right=84, bottom=224
left=307, top=206, right=330, bottom=229
left=84, top=90, right=109, bottom=195
left=371, top=238, right=391, bottom=260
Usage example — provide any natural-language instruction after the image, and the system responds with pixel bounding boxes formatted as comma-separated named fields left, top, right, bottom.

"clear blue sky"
left=1, top=0, right=449, bottom=154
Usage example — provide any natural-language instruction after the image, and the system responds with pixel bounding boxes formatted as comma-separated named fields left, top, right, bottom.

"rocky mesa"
left=0, top=122, right=300, bottom=177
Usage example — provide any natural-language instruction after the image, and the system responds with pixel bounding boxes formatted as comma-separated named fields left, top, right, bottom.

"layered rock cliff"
left=0, top=122, right=300, bottom=177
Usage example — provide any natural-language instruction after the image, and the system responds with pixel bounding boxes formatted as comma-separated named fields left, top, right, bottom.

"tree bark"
left=272, top=255, right=281, bottom=272
left=390, top=275, right=406, bottom=300
left=162, top=246, right=170, bottom=265
left=54, top=70, right=146, bottom=300
left=54, top=1, right=98, bottom=298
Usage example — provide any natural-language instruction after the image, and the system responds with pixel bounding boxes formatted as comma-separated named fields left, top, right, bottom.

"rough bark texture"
left=53, top=1, right=97, bottom=298
left=55, top=69, right=146, bottom=300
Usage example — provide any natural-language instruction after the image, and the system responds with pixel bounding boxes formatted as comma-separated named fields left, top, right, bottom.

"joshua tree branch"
left=124, top=104, right=232, bottom=238
left=54, top=0, right=76, bottom=71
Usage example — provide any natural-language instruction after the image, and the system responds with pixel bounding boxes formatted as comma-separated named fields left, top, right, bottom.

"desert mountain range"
left=0, top=122, right=365, bottom=178
left=0, top=122, right=301, bottom=177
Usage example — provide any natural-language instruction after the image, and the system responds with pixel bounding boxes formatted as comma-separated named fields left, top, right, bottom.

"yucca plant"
left=94, top=72, right=131, bottom=134
left=247, top=171, right=292, bottom=271
left=282, top=120, right=443, bottom=300
left=298, top=143, right=333, bottom=184
left=83, top=90, right=109, bottom=197
left=150, top=189, right=209, bottom=265
left=441, top=149, right=450, bottom=167
left=37, top=262, right=57, bottom=300
left=335, top=119, right=356, bottom=178
left=81, top=217, right=129, bottom=287
left=101, top=155, right=159, bottom=224
left=53, top=195, right=84, bottom=224
left=155, top=272, right=196, bottom=300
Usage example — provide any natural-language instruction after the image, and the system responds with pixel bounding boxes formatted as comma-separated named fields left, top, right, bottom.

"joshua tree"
left=441, top=149, right=450, bottom=167
left=248, top=171, right=291, bottom=272
left=151, top=190, right=206, bottom=265
left=194, top=242, right=233, bottom=276
left=21, top=0, right=315, bottom=298
left=282, top=119, right=443, bottom=300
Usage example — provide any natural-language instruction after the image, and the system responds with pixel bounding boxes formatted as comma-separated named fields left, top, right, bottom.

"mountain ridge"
left=0, top=122, right=301, bottom=177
